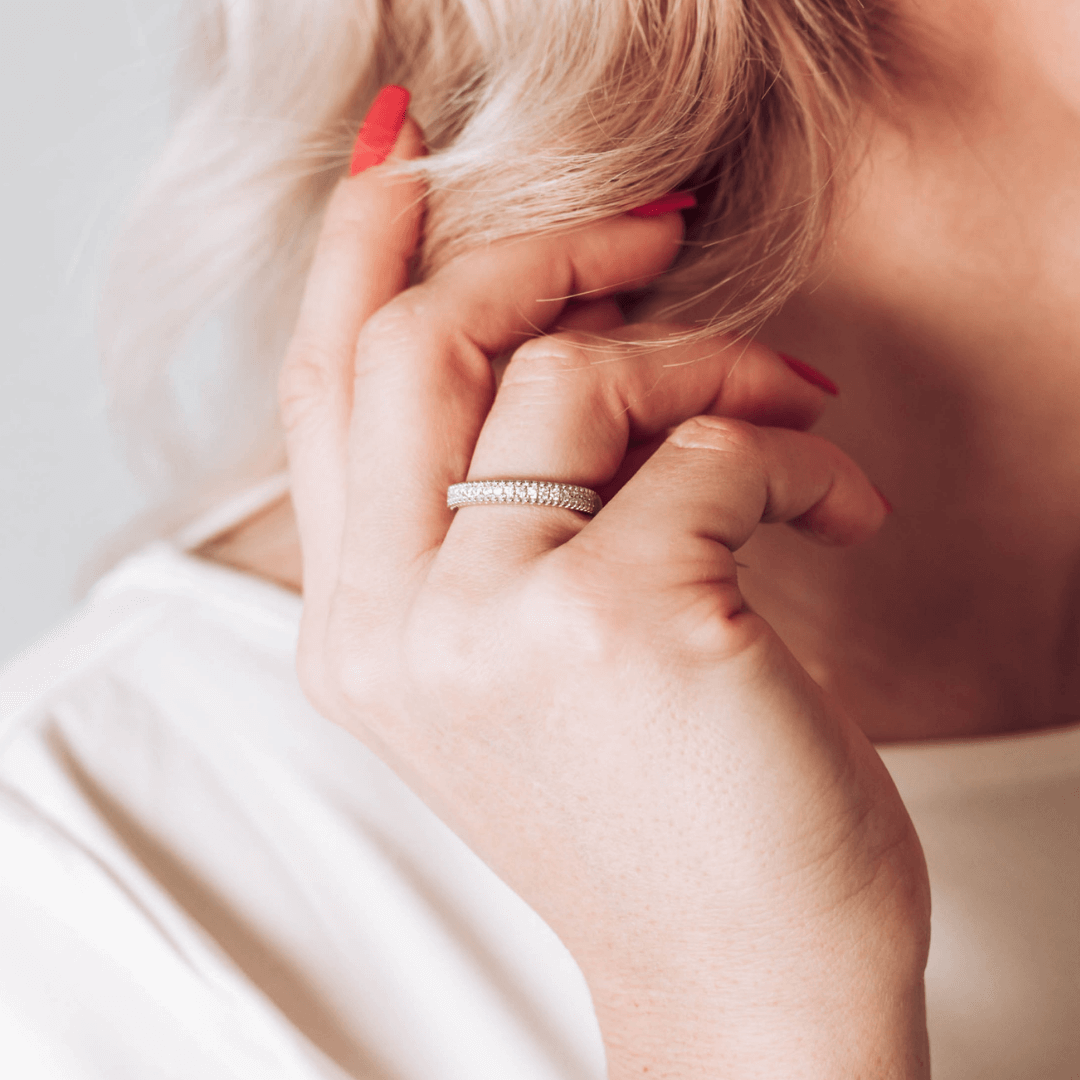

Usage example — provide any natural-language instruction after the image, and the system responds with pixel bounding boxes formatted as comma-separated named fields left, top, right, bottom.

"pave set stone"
left=447, top=480, right=602, bottom=516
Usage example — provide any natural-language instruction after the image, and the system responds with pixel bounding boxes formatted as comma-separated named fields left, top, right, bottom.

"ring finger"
left=444, top=329, right=832, bottom=564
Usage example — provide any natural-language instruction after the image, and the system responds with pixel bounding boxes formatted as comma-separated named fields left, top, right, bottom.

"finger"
left=442, top=331, right=830, bottom=563
left=554, top=298, right=627, bottom=333
left=280, top=115, right=426, bottom=606
left=490, top=299, right=626, bottom=391
left=340, top=211, right=687, bottom=592
left=572, top=416, right=886, bottom=613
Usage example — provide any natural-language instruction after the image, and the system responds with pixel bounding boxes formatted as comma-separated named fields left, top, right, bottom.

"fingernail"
left=628, top=190, right=698, bottom=217
left=777, top=352, right=839, bottom=396
left=873, top=485, right=894, bottom=514
left=349, top=85, right=411, bottom=176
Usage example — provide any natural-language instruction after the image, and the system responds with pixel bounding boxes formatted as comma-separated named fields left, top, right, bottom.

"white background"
left=1, top=0, right=178, bottom=664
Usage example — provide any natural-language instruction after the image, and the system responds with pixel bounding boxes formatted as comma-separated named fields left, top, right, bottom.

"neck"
left=743, top=0, right=1080, bottom=741
left=198, top=0, right=1080, bottom=743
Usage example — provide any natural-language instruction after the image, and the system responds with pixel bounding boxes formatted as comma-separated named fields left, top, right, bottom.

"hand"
left=280, top=118, right=931, bottom=1078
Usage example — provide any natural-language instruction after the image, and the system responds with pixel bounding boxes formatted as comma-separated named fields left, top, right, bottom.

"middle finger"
left=340, top=214, right=685, bottom=592
left=444, top=330, right=829, bottom=563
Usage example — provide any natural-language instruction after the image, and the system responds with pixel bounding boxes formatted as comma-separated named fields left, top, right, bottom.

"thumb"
left=575, top=416, right=886, bottom=622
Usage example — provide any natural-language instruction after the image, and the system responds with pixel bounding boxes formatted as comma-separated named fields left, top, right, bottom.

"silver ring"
left=447, top=480, right=602, bottom=516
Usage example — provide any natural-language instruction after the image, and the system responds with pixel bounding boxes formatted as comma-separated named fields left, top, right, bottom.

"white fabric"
left=1, top=518, right=1078, bottom=1078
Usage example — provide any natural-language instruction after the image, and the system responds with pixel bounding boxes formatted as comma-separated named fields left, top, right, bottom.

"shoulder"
left=0, top=545, right=322, bottom=1079
left=0, top=542, right=303, bottom=776
left=0, top=550, right=173, bottom=744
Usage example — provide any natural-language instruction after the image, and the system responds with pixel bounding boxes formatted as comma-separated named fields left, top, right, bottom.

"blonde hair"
left=101, top=0, right=891, bottom=513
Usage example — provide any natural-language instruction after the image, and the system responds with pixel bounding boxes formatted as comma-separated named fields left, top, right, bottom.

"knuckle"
left=359, top=292, right=493, bottom=392
left=520, top=556, right=622, bottom=663
left=278, top=342, right=338, bottom=436
left=504, top=332, right=592, bottom=384
left=669, top=415, right=763, bottom=461
left=356, top=296, right=424, bottom=360
left=294, top=597, right=396, bottom=723
left=365, top=291, right=426, bottom=337
left=325, top=632, right=398, bottom=725
left=400, top=587, right=484, bottom=696
left=330, top=654, right=382, bottom=717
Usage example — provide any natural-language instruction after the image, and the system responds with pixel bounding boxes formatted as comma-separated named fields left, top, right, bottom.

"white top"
left=1, top=502, right=1078, bottom=1078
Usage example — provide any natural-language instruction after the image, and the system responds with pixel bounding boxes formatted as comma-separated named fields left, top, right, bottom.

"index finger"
left=281, top=113, right=427, bottom=613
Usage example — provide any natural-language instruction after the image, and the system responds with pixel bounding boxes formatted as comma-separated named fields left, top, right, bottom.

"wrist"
left=592, top=951, right=929, bottom=1080
left=582, top=886, right=931, bottom=1080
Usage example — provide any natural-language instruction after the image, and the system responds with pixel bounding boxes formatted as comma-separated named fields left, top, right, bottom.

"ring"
left=447, top=480, right=603, bottom=516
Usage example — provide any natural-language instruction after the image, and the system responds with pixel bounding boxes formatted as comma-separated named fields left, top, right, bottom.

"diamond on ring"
left=447, top=480, right=602, bottom=516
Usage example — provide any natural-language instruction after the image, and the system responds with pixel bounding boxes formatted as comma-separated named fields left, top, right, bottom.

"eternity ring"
left=447, top=480, right=603, bottom=516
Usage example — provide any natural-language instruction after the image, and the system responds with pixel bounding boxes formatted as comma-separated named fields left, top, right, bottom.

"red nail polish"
left=628, top=190, right=698, bottom=217
left=778, top=352, right=839, bottom=396
left=349, top=85, right=411, bottom=176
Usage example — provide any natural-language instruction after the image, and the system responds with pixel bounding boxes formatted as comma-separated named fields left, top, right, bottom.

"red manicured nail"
left=349, top=85, right=411, bottom=176
left=628, top=190, right=698, bottom=217
left=778, top=352, right=839, bottom=396
left=873, top=485, right=894, bottom=515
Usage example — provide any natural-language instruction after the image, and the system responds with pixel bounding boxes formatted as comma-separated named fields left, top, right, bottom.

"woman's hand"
left=280, top=117, right=931, bottom=1079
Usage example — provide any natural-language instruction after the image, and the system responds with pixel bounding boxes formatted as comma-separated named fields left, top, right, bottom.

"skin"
left=194, top=0, right=1079, bottom=1072
left=205, top=0, right=1080, bottom=743
left=739, top=0, right=1080, bottom=741
left=272, top=127, right=928, bottom=1078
